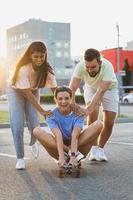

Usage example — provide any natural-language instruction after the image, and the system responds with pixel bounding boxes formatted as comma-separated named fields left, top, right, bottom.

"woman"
left=7, top=41, right=57, bottom=169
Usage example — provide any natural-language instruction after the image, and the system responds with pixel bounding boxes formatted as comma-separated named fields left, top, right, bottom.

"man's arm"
left=69, top=77, right=81, bottom=103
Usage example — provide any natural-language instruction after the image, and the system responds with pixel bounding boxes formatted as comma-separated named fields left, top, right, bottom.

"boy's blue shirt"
left=46, top=107, right=84, bottom=145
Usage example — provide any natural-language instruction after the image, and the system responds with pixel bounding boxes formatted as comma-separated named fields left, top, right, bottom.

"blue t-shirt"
left=46, top=107, right=84, bottom=145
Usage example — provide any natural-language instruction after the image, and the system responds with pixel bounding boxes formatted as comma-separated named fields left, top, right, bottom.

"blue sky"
left=0, top=0, right=133, bottom=57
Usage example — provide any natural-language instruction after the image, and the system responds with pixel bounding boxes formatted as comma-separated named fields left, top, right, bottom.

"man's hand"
left=70, top=103, right=81, bottom=112
left=70, top=103, right=87, bottom=117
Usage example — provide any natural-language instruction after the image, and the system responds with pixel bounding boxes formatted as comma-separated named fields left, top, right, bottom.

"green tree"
left=122, top=58, right=131, bottom=92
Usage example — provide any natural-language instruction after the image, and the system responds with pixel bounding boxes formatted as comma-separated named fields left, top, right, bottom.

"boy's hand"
left=58, top=155, right=65, bottom=167
left=69, top=156, right=78, bottom=167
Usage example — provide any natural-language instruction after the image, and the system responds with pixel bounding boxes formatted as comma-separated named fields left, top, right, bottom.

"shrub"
left=40, top=94, right=85, bottom=104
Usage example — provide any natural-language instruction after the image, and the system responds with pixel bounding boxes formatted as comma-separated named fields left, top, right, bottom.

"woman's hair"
left=84, top=48, right=101, bottom=63
left=54, top=86, right=72, bottom=99
left=12, top=41, right=54, bottom=88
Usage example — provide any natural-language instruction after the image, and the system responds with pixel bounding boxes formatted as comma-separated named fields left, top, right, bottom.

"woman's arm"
left=16, top=88, right=52, bottom=116
left=51, top=87, right=57, bottom=94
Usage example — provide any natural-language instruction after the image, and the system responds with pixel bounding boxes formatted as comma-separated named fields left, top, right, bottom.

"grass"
left=0, top=109, right=133, bottom=124
left=0, top=111, right=45, bottom=124
left=0, top=111, right=10, bottom=123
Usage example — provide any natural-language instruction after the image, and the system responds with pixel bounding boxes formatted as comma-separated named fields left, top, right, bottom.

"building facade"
left=101, top=48, right=133, bottom=92
left=6, top=19, right=72, bottom=79
left=101, top=48, right=133, bottom=73
left=126, top=40, right=133, bottom=50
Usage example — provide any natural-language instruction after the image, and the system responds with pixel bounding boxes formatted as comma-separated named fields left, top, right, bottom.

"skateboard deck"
left=57, top=163, right=81, bottom=178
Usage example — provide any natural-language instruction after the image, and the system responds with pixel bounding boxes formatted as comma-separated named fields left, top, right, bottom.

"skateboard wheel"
left=58, top=168, right=64, bottom=178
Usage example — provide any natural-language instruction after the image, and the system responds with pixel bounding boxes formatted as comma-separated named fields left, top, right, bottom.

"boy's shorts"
left=83, top=84, right=119, bottom=113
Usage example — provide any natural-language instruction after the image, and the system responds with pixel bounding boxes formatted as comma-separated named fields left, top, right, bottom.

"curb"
left=1, top=118, right=133, bottom=129
left=0, top=122, right=47, bottom=129
left=116, top=118, right=133, bottom=123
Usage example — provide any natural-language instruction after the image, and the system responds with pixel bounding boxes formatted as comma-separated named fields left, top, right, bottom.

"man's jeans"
left=7, top=87, right=40, bottom=159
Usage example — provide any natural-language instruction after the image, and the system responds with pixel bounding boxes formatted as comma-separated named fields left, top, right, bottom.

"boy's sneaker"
left=16, top=159, right=25, bottom=170
left=76, top=151, right=85, bottom=162
left=64, top=152, right=70, bottom=163
left=98, top=147, right=108, bottom=162
left=68, top=150, right=85, bottom=162
left=31, top=143, right=39, bottom=159
left=89, top=146, right=100, bottom=161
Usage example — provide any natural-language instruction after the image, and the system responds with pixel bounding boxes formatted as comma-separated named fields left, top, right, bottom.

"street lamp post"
left=116, top=23, right=121, bottom=116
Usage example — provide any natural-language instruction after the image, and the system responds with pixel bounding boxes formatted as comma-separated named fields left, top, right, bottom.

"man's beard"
left=88, top=66, right=101, bottom=77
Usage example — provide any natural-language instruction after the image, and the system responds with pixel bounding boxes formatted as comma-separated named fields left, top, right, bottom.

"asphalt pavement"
left=0, top=123, right=133, bottom=200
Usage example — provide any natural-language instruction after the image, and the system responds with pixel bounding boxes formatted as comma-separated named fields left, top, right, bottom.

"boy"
left=33, top=86, right=103, bottom=167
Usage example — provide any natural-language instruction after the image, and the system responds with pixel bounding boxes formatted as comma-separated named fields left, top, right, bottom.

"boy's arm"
left=51, top=127, right=65, bottom=166
left=69, top=126, right=82, bottom=166
left=70, top=127, right=81, bottom=153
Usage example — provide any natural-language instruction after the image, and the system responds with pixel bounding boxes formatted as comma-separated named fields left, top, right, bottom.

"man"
left=69, top=48, right=118, bottom=161
left=33, top=86, right=102, bottom=167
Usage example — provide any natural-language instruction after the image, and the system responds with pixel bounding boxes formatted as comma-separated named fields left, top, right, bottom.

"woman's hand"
left=40, top=109, right=53, bottom=117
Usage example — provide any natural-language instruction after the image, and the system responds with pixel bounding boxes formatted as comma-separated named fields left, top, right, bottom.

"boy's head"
left=54, top=86, right=72, bottom=99
left=54, top=86, right=72, bottom=109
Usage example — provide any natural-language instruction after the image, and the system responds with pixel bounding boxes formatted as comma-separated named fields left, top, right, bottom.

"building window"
left=64, top=52, right=69, bottom=57
left=23, top=33, right=26, bottom=39
left=64, top=42, right=69, bottom=48
left=20, top=34, right=23, bottom=40
left=56, top=51, right=62, bottom=57
left=56, top=42, right=61, bottom=48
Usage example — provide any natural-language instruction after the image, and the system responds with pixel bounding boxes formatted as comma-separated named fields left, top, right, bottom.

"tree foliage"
left=122, top=58, right=131, bottom=92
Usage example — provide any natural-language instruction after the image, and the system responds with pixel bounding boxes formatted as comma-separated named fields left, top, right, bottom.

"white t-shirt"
left=8, top=63, right=57, bottom=89
left=72, top=58, right=118, bottom=90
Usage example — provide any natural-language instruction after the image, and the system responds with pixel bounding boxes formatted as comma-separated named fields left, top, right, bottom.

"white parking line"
left=0, top=153, right=30, bottom=159
left=109, top=141, right=133, bottom=146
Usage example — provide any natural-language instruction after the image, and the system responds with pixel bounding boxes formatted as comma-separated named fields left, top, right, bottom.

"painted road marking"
left=0, top=141, right=133, bottom=160
left=0, top=153, right=30, bottom=159
left=109, top=141, right=133, bottom=146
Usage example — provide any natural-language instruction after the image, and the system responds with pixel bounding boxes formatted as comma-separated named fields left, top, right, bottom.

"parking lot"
left=0, top=123, right=133, bottom=200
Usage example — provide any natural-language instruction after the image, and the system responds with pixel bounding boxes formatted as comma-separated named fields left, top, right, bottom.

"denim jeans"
left=7, top=87, right=40, bottom=159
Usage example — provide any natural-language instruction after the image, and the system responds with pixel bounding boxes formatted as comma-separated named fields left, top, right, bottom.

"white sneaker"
left=68, top=150, right=85, bottom=162
left=16, top=159, right=25, bottom=170
left=89, top=146, right=100, bottom=161
left=31, top=143, right=39, bottom=159
left=76, top=151, right=85, bottom=162
left=98, top=147, right=108, bottom=162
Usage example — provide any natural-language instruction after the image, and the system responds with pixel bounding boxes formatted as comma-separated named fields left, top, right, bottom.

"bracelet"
left=71, top=152, right=76, bottom=157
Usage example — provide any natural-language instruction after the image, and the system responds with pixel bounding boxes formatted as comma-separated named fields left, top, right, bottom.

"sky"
left=0, top=0, right=133, bottom=58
